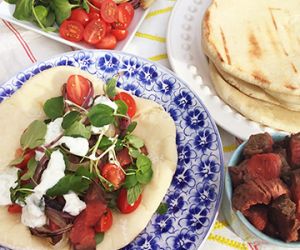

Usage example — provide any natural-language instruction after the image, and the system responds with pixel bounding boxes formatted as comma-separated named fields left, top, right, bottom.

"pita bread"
left=0, top=66, right=177, bottom=250
left=203, top=0, right=300, bottom=96
left=215, top=64, right=300, bottom=111
left=208, top=61, right=300, bottom=133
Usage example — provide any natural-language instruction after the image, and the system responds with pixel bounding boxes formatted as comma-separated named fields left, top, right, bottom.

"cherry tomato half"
left=101, top=163, right=125, bottom=190
left=117, top=188, right=142, bottom=214
left=94, top=34, right=117, bottom=49
left=83, top=19, right=107, bottom=45
left=70, top=8, right=90, bottom=26
left=114, top=92, right=137, bottom=118
left=117, top=3, right=134, bottom=26
left=116, top=148, right=132, bottom=167
left=89, top=4, right=100, bottom=14
left=95, top=208, right=113, bottom=232
left=88, top=12, right=100, bottom=21
left=111, top=29, right=128, bottom=41
left=120, top=3, right=134, bottom=20
left=66, top=75, right=91, bottom=106
left=101, top=0, right=118, bottom=23
left=91, top=0, right=104, bottom=8
left=112, top=21, right=128, bottom=30
left=7, top=204, right=22, bottom=214
left=15, top=149, right=35, bottom=170
left=59, top=20, right=84, bottom=42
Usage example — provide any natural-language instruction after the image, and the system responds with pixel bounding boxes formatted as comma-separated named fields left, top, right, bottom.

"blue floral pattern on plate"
left=0, top=50, right=224, bottom=250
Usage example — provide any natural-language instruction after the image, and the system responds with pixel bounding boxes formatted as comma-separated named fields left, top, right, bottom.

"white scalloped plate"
left=0, top=1, right=149, bottom=51
left=166, top=0, right=279, bottom=140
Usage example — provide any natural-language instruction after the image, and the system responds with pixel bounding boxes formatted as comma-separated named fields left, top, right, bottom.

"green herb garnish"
left=43, top=96, right=64, bottom=119
left=20, top=120, right=47, bottom=149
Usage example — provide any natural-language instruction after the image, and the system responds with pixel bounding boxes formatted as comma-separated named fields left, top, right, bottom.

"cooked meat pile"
left=230, top=132, right=300, bottom=242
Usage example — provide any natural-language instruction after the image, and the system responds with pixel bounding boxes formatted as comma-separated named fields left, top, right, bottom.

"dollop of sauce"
left=63, top=192, right=86, bottom=216
left=0, top=167, right=19, bottom=206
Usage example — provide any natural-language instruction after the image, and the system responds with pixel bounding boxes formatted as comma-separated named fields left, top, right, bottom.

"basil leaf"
left=95, top=232, right=104, bottom=245
left=127, top=121, right=137, bottom=134
left=46, top=175, right=91, bottom=196
left=9, top=155, right=24, bottom=166
left=88, top=104, right=114, bottom=127
left=64, top=121, right=91, bottom=139
left=20, top=120, right=47, bottom=149
left=50, top=0, right=78, bottom=25
left=105, top=78, right=117, bottom=98
left=21, top=158, right=38, bottom=180
left=43, top=96, right=64, bottom=119
left=125, top=135, right=144, bottom=149
left=127, top=183, right=142, bottom=204
left=156, top=202, right=168, bottom=215
left=13, top=0, right=33, bottom=21
left=124, top=173, right=138, bottom=189
left=62, top=111, right=81, bottom=129
left=115, top=100, right=128, bottom=115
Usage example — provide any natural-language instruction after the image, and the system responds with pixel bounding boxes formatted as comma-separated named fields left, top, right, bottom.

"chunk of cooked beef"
left=244, top=205, right=268, bottom=231
left=232, top=180, right=271, bottom=212
left=246, top=153, right=282, bottom=180
left=290, top=169, right=300, bottom=216
left=269, top=194, right=300, bottom=242
left=229, top=160, right=248, bottom=188
left=243, top=133, right=273, bottom=157
left=263, top=222, right=279, bottom=238
left=233, top=178, right=289, bottom=212
left=288, top=133, right=300, bottom=169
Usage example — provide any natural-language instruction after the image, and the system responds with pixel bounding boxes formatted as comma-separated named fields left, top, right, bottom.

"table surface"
left=0, top=0, right=291, bottom=249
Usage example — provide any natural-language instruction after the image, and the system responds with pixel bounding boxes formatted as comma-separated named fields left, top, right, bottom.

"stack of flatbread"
left=202, top=0, right=300, bottom=132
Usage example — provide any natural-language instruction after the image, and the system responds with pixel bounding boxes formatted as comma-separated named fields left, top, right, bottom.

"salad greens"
left=4, top=0, right=89, bottom=32
left=20, top=120, right=47, bottom=149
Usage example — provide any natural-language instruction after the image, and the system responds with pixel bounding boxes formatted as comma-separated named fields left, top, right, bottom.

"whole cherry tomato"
left=117, top=188, right=142, bottom=214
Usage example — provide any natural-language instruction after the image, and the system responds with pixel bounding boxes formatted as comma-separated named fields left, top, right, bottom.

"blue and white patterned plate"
left=0, top=50, right=224, bottom=250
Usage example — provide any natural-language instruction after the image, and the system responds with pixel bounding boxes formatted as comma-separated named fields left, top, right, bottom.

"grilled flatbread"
left=0, top=66, right=177, bottom=250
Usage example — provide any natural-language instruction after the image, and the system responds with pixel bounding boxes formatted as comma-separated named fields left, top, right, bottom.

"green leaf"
left=43, top=96, right=64, bottom=119
left=42, top=11, right=55, bottom=27
left=50, top=0, right=78, bottom=25
left=13, top=0, right=33, bottom=21
left=127, top=183, right=142, bottom=204
left=95, top=232, right=104, bottom=245
left=156, top=202, right=168, bottom=215
left=62, top=111, right=81, bottom=129
left=46, top=175, right=91, bottom=196
left=128, top=147, right=140, bottom=158
left=105, top=78, right=117, bottom=99
left=4, top=0, right=18, bottom=4
left=88, top=104, right=115, bottom=127
left=75, top=166, right=94, bottom=179
left=126, top=121, right=137, bottom=134
left=9, top=155, right=24, bottom=166
left=20, top=120, right=47, bottom=149
left=98, top=136, right=113, bottom=150
left=64, top=121, right=91, bottom=139
left=124, top=172, right=138, bottom=188
left=125, top=135, right=144, bottom=149
left=136, top=154, right=153, bottom=184
left=10, top=183, right=34, bottom=204
left=115, top=100, right=128, bottom=115
left=34, top=5, right=48, bottom=21
left=21, top=158, right=38, bottom=180
left=82, top=0, right=89, bottom=12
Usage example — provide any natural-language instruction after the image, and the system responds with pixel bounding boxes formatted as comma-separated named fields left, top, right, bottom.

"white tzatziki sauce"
left=63, top=192, right=86, bottom=216
left=57, top=136, right=89, bottom=157
left=44, top=118, right=63, bottom=145
left=93, top=95, right=117, bottom=110
left=0, top=167, right=19, bottom=205
left=21, top=150, right=66, bottom=228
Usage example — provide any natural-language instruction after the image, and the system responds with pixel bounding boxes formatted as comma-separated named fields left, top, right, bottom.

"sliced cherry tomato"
left=95, top=208, right=113, bottom=232
left=119, top=3, right=134, bottom=20
left=101, top=163, right=125, bottom=190
left=111, top=29, right=128, bottom=41
left=106, top=23, right=112, bottom=34
left=7, top=204, right=22, bottom=213
left=114, top=92, right=136, bottom=117
left=89, top=5, right=100, bottom=13
left=83, top=19, right=107, bottom=45
left=101, top=0, right=118, bottom=23
left=117, top=188, right=142, bottom=214
left=59, top=20, right=84, bottom=42
left=116, top=148, right=132, bottom=167
left=112, top=21, right=128, bottom=29
left=117, top=3, right=134, bottom=26
left=88, top=12, right=100, bottom=20
left=94, top=33, right=117, bottom=49
left=15, top=149, right=35, bottom=170
left=70, top=8, right=90, bottom=26
left=49, top=220, right=60, bottom=231
left=91, top=0, right=104, bottom=8
left=66, top=75, right=91, bottom=106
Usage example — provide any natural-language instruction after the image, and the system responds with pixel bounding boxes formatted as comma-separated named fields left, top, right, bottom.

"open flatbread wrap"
left=0, top=66, right=177, bottom=250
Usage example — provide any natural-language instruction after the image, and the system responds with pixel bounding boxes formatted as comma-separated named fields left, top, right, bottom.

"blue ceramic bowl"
left=223, top=133, right=300, bottom=248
